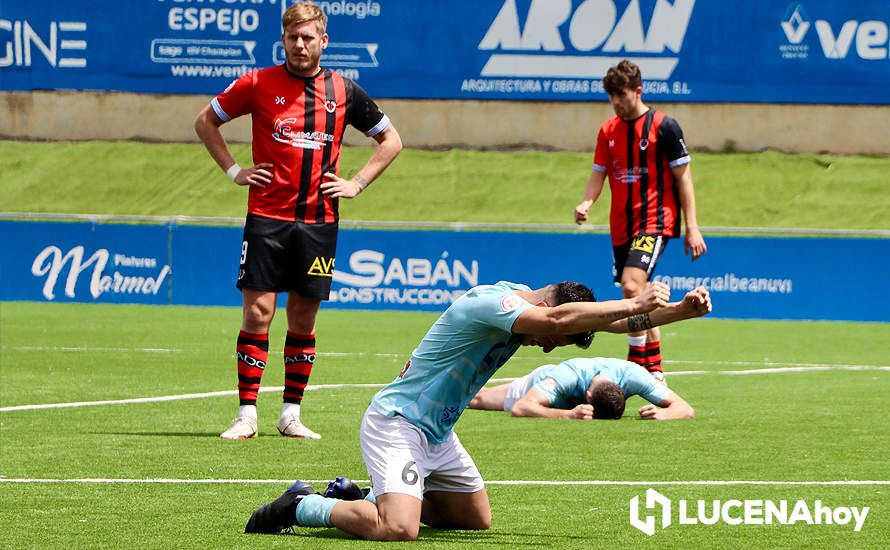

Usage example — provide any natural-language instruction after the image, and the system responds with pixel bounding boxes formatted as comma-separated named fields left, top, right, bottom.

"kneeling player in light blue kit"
left=244, top=280, right=711, bottom=540
left=468, top=357, right=694, bottom=420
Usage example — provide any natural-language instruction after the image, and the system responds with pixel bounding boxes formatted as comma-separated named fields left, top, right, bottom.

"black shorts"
left=237, top=214, right=338, bottom=299
left=612, top=234, right=669, bottom=283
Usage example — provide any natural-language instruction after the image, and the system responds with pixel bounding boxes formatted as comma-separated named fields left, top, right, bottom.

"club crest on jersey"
left=324, top=99, right=337, bottom=113
left=500, top=294, right=523, bottom=312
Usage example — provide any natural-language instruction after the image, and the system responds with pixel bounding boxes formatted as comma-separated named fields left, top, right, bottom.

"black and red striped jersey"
left=212, top=66, right=389, bottom=223
left=593, top=109, right=690, bottom=246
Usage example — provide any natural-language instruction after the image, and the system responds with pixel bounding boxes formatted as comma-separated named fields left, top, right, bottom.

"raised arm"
left=511, top=282, right=671, bottom=336
left=598, top=286, right=712, bottom=334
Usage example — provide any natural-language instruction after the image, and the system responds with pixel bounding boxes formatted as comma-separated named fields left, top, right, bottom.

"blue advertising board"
left=2, top=1, right=889, bottom=104
left=1, top=220, right=888, bottom=322
left=0, top=221, right=172, bottom=305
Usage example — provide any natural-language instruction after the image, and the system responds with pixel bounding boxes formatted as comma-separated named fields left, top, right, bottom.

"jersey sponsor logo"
left=614, top=163, right=649, bottom=184
left=630, top=235, right=657, bottom=253
left=477, top=0, right=695, bottom=81
left=275, top=95, right=286, bottom=105
left=308, top=256, right=335, bottom=277
left=500, top=294, right=524, bottom=312
left=780, top=3, right=890, bottom=61
left=272, top=117, right=335, bottom=150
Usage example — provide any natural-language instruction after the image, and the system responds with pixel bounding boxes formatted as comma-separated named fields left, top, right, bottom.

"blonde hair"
left=282, top=2, right=327, bottom=34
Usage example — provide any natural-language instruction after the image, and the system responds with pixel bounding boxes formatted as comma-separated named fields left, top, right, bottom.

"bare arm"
left=573, top=170, right=607, bottom=224
left=673, top=163, right=707, bottom=260
left=639, top=389, right=695, bottom=420
left=320, top=123, right=403, bottom=199
left=510, top=387, right=593, bottom=420
left=193, top=105, right=272, bottom=188
left=511, top=282, right=671, bottom=336
left=598, top=286, right=712, bottom=334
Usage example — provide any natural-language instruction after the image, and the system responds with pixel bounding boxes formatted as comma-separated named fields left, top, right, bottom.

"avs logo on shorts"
left=630, top=235, right=657, bottom=253
left=308, top=256, right=335, bottom=277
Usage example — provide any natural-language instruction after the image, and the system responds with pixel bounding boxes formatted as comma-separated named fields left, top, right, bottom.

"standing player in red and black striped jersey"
left=574, top=60, right=706, bottom=383
left=194, top=2, right=402, bottom=440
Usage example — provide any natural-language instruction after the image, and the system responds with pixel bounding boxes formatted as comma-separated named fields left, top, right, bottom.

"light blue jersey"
left=531, top=357, right=669, bottom=409
left=371, top=281, right=534, bottom=444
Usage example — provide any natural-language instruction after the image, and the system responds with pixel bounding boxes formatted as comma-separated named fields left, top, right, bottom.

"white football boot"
left=220, top=416, right=258, bottom=440
left=276, top=414, right=321, bottom=439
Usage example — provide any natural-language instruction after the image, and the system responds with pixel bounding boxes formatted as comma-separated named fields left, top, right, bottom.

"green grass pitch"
left=1, top=302, right=888, bottom=548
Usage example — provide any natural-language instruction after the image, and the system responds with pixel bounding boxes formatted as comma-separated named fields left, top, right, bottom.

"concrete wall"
left=3, top=91, right=889, bottom=155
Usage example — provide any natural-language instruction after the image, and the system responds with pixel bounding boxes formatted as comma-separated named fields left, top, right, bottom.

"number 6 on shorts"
left=401, top=460, right=418, bottom=485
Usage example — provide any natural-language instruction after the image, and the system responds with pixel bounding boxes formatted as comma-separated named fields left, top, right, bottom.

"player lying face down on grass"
left=468, top=356, right=694, bottom=420
left=244, top=281, right=711, bottom=541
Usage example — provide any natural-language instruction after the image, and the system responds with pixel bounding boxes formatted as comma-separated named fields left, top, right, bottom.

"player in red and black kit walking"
left=574, top=60, right=706, bottom=383
left=194, top=2, right=402, bottom=440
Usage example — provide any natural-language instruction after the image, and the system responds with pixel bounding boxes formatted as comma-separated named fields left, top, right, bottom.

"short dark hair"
left=590, top=381, right=626, bottom=419
left=552, top=281, right=596, bottom=349
left=603, top=60, right=642, bottom=96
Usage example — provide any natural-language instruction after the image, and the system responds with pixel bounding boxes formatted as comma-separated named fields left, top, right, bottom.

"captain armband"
left=627, top=313, right=653, bottom=332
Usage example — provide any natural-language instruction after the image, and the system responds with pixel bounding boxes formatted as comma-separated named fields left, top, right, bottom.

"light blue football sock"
left=295, top=494, right=336, bottom=527
left=364, top=487, right=377, bottom=504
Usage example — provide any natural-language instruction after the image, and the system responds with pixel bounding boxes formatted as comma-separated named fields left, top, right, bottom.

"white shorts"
left=360, top=407, right=484, bottom=500
left=502, top=365, right=553, bottom=411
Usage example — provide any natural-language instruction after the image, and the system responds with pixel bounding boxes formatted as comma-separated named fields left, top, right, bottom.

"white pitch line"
left=7, top=346, right=888, bottom=371
left=4, top=346, right=400, bottom=357
left=667, top=359, right=890, bottom=370
left=0, top=384, right=382, bottom=412
left=8, top=346, right=184, bottom=353
left=2, top=365, right=887, bottom=413
left=0, top=478, right=888, bottom=486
